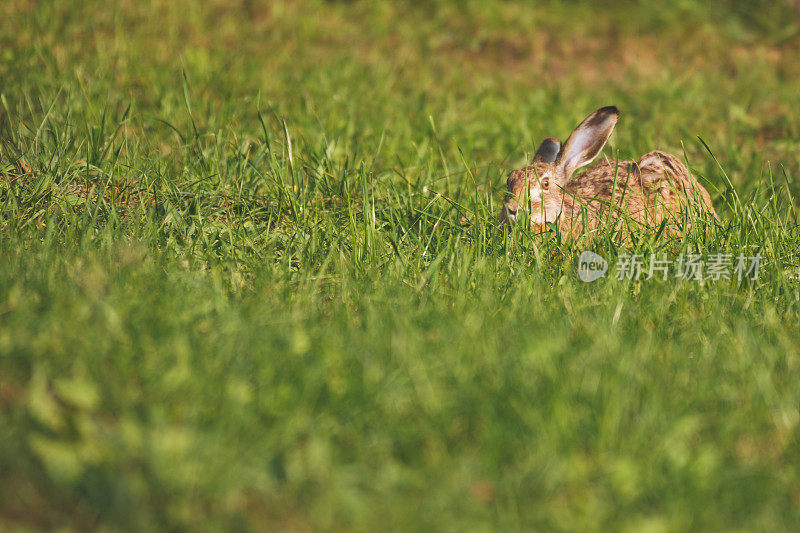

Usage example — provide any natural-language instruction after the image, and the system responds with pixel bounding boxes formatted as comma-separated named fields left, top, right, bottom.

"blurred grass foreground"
left=2, top=0, right=800, bottom=530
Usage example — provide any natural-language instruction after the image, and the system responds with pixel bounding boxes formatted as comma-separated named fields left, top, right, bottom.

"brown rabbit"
left=500, top=106, right=717, bottom=237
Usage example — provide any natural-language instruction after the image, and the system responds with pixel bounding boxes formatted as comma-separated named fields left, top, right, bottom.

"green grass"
left=2, top=0, right=800, bottom=530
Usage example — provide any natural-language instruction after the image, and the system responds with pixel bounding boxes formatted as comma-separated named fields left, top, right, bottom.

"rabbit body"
left=501, top=107, right=717, bottom=237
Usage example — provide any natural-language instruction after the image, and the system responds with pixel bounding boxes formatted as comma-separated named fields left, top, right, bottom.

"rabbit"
left=500, top=106, right=717, bottom=238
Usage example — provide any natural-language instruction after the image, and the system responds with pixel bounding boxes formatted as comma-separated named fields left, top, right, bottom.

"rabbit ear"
left=532, top=137, right=561, bottom=163
left=556, top=106, right=619, bottom=182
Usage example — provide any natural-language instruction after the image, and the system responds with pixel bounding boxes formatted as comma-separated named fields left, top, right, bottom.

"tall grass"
left=1, top=0, right=800, bottom=530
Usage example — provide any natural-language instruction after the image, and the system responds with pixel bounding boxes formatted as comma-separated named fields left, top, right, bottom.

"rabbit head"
left=502, top=106, right=620, bottom=227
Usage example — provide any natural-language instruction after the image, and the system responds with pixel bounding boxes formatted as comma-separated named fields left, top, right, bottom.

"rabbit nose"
left=505, top=200, right=519, bottom=216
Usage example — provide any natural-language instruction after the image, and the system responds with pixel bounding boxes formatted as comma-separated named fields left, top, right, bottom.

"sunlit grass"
left=1, top=0, right=800, bottom=530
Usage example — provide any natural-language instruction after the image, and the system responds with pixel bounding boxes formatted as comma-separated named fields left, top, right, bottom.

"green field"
left=2, top=1, right=800, bottom=530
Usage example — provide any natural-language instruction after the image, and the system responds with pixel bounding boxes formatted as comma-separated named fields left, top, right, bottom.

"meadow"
left=2, top=0, right=800, bottom=530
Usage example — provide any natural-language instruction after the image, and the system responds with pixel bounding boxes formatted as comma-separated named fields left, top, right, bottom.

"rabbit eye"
left=542, top=178, right=550, bottom=190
